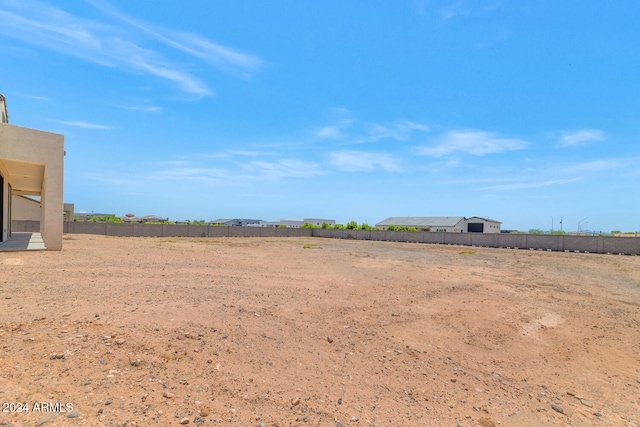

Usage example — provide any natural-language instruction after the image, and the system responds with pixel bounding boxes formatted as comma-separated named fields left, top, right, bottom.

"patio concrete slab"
left=0, top=232, right=46, bottom=251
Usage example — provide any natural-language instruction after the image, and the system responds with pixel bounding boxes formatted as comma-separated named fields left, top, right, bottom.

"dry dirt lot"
left=0, top=234, right=639, bottom=427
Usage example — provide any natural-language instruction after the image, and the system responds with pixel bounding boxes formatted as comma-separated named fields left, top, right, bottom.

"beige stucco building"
left=376, top=216, right=502, bottom=233
left=0, top=94, right=65, bottom=250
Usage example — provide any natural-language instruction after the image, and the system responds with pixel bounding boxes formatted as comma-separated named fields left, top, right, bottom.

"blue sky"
left=1, top=0, right=639, bottom=232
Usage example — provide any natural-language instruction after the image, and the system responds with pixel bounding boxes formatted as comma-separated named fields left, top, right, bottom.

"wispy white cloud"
left=316, top=109, right=430, bottom=144
left=0, top=0, right=263, bottom=96
left=315, top=107, right=353, bottom=139
left=562, top=159, right=623, bottom=173
left=120, top=104, right=162, bottom=113
left=147, top=167, right=231, bottom=187
left=480, top=178, right=580, bottom=191
left=441, top=2, right=467, bottom=20
left=357, top=120, right=430, bottom=144
left=417, top=130, right=527, bottom=156
left=88, top=0, right=264, bottom=80
left=157, top=160, right=192, bottom=166
left=146, top=157, right=323, bottom=188
left=316, top=126, right=344, bottom=139
left=22, top=94, right=50, bottom=101
left=58, top=120, right=114, bottom=130
left=243, top=159, right=324, bottom=179
left=207, top=149, right=277, bottom=159
left=440, top=0, right=502, bottom=21
left=558, top=129, right=606, bottom=147
left=329, top=150, right=403, bottom=172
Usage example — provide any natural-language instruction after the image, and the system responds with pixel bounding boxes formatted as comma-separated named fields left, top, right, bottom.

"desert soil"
left=0, top=234, right=639, bottom=427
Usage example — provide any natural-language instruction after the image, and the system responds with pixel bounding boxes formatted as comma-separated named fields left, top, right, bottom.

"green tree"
left=105, top=215, right=123, bottom=224
left=346, top=220, right=358, bottom=230
left=527, top=229, right=545, bottom=234
left=321, top=222, right=329, bottom=229
left=387, top=225, right=397, bottom=231
left=277, top=224, right=287, bottom=228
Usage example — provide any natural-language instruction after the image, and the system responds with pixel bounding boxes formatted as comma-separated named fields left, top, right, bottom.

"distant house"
left=120, top=214, right=168, bottom=223
left=76, top=212, right=116, bottom=221
left=303, top=218, right=336, bottom=227
left=209, top=218, right=262, bottom=227
left=376, top=216, right=466, bottom=232
left=261, top=218, right=336, bottom=228
left=464, top=216, right=501, bottom=233
left=376, top=216, right=501, bottom=233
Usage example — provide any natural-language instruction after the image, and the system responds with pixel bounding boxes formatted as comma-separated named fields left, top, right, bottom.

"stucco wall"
left=0, top=124, right=64, bottom=250
left=12, top=195, right=41, bottom=221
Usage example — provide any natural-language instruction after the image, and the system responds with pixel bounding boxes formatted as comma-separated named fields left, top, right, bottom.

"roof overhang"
left=1, top=157, right=45, bottom=196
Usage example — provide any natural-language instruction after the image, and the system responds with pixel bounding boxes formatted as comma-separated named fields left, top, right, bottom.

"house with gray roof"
left=376, top=216, right=501, bottom=233
left=209, top=218, right=262, bottom=227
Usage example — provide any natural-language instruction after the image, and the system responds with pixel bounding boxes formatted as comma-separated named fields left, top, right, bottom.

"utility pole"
left=578, top=217, right=588, bottom=233
left=559, top=217, right=563, bottom=232
left=551, top=216, right=554, bottom=233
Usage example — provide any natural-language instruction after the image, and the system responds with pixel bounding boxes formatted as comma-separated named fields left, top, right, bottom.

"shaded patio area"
left=0, top=232, right=46, bottom=251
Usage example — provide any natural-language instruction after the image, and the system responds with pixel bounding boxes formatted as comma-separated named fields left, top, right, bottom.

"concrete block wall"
left=133, top=224, right=164, bottom=237
left=10, top=220, right=637, bottom=255
left=402, top=231, right=423, bottom=243
left=497, top=234, right=527, bottom=248
left=423, top=232, right=445, bottom=244
left=526, top=234, right=561, bottom=251
left=470, top=233, right=498, bottom=247
left=109, top=223, right=133, bottom=237
left=260, top=227, right=278, bottom=237
left=208, top=226, right=229, bottom=237
left=603, top=236, right=640, bottom=254
left=12, top=220, right=40, bottom=232
left=228, top=226, right=245, bottom=237
left=308, top=229, right=640, bottom=255
left=562, top=235, right=599, bottom=253
left=445, top=233, right=471, bottom=246
left=244, top=227, right=262, bottom=237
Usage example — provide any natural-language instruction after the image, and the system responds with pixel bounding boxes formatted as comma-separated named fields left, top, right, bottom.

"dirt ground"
left=0, top=234, right=639, bottom=427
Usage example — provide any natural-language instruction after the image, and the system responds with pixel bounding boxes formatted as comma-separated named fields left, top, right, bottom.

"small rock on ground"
left=580, top=398, right=593, bottom=407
